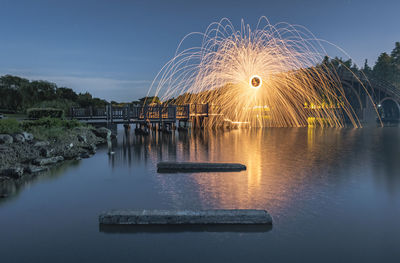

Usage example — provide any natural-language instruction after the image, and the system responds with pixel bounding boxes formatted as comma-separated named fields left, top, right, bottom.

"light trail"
left=148, top=17, right=375, bottom=128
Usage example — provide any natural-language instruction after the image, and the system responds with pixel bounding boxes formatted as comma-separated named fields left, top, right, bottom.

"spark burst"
left=148, top=17, right=371, bottom=128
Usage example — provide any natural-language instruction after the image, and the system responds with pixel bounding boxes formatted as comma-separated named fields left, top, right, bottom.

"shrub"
left=26, top=125, right=66, bottom=141
left=20, top=117, right=84, bottom=140
left=0, top=118, right=21, bottom=134
left=27, top=108, right=64, bottom=119
left=21, top=117, right=82, bottom=129
left=32, top=99, right=79, bottom=117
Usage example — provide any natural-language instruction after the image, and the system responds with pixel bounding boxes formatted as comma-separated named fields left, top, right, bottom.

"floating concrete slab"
left=157, top=162, right=246, bottom=173
left=99, top=209, right=272, bottom=225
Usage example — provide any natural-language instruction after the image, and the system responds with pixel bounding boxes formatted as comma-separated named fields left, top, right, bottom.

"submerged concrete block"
left=157, top=162, right=246, bottom=172
left=99, top=209, right=272, bottom=225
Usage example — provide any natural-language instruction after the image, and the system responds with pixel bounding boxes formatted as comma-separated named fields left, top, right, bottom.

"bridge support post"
left=110, top=104, right=113, bottom=124
left=124, top=123, right=130, bottom=134
left=89, top=106, right=93, bottom=119
left=106, top=104, right=110, bottom=124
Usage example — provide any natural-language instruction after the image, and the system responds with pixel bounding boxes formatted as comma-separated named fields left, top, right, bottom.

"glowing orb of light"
left=250, top=75, right=262, bottom=89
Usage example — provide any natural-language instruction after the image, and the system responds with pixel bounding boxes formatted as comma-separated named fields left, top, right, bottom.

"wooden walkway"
left=69, top=104, right=209, bottom=127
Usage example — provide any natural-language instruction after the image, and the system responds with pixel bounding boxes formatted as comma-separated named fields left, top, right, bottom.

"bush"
left=20, top=117, right=84, bottom=140
left=21, top=117, right=82, bottom=129
left=32, top=99, right=79, bottom=117
left=0, top=118, right=21, bottom=134
left=27, top=108, right=64, bottom=119
left=25, top=125, right=66, bottom=141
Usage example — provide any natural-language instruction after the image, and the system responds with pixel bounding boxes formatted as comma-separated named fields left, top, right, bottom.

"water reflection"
left=0, top=127, right=399, bottom=263
left=0, top=160, right=81, bottom=204
left=109, top=127, right=400, bottom=213
left=99, top=224, right=272, bottom=234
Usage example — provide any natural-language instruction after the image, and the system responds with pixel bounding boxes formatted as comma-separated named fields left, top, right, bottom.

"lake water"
left=1, top=127, right=400, bottom=263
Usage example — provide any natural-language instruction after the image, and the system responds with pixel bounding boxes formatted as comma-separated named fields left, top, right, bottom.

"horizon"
left=0, top=0, right=399, bottom=101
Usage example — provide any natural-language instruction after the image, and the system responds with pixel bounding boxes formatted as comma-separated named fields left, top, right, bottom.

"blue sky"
left=0, top=0, right=399, bottom=101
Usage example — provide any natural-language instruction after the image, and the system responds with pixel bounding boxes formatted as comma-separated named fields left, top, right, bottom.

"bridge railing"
left=176, top=105, right=190, bottom=119
left=189, top=104, right=209, bottom=117
left=70, top=107, right=107, bottom=119
left=70, top=103, right=208, bottom=122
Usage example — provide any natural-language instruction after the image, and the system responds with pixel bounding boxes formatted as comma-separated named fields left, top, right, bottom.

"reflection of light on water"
left=308, top=126, right=315, bottom=149
left=114, top=127, right=363, bottom=212
left=173, top=129, right=297, bottom=209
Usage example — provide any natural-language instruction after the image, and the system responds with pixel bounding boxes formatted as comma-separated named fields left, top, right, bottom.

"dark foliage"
left=0, top=75, right=108, bottom=113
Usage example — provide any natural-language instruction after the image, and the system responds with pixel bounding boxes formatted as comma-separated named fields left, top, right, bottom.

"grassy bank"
left=0, top=117, right=85, bottom=141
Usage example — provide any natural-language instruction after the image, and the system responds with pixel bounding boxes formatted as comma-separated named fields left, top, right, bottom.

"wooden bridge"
left=69, top=104, right=209, bottom=128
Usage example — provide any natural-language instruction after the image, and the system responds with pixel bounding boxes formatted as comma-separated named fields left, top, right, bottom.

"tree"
left=391, top=42, right=400, bottom=65
left=373, top=52, right=393, bottom=82
left=56, top=87, right=78, bottom=101
left=362, top=59, right=372, bottom=76
left=0, top=75, right=29, bottom=88
left=390, top=42, right=400, bottom=86
left=77, top=92, right=93, bottom=108
left=30, top=80, right=57, bottom=101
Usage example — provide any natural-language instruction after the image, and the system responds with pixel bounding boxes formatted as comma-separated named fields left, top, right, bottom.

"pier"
left=69, top=104, right=209, bottom=130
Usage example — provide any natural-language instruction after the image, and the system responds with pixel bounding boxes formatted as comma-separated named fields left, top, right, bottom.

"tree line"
left=319, top=42, right=400, bottom=89
left=0, top=75, right=108, bottom=114
left=0, top=75, right=162, bottom=114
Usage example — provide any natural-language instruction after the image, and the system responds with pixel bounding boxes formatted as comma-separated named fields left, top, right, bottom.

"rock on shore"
left=0, top=127, right=111, bottom=180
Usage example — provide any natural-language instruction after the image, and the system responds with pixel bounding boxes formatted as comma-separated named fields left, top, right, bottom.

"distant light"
left=378, top=104, right=382, bottom=108
left=250, top=75, right=262, bottom=89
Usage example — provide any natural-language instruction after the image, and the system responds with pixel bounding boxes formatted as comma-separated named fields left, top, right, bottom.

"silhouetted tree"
left=373, top=52, right=393, bottom=82
left=390, top=42, right=400, bottom=86
left=362, top=59, right=372, bottom=76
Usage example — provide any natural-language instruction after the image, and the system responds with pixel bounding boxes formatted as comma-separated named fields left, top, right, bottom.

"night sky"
left=0, top=0, right=399, bottom=101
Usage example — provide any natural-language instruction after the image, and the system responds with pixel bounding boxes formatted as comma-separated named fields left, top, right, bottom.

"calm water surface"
left=1, top=127, right=399, bottom=263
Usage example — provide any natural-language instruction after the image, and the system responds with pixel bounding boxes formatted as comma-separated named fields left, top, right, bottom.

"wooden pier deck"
left=69, top=104, right=209, bottom=127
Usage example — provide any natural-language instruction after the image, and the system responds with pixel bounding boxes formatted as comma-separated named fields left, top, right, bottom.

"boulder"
left=21, top=132, right=34, bottom=141
left=0, top=167, right=24, bottom=178
left=13, top=134, right=25, bottom=143
left=26, top=165, right=49, bottom=174
left=0, top=134, right=13, bottom=144
left=65, top=143, right=74, bottom=149
left=0, top=145, right=12, bottom=153
left=77, top=134, right=87, bottom=143
left=93, top=127, right=111, bottom=139
left=39, top=147, right=51, bottom=157
left=34, top=141, right=50, bottom=147
left=80, top=151, right=92, bottom=159
left=83, top=143, right=96, bottom=154
left=33, top=156, right=64, bottom=166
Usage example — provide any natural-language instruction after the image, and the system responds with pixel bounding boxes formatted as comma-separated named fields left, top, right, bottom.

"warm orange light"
left=149, top=17, right=373, bottom=128
left=250, top=75, right=262, bottom=89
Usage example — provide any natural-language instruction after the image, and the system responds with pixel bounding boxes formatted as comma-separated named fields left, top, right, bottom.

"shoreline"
left=0, top=125, right=112, bottom=187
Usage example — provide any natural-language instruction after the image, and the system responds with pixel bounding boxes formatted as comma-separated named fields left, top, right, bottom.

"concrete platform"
left=99, top=209, right=272, bottom=225
left=157, top=162, right=246, bottom=173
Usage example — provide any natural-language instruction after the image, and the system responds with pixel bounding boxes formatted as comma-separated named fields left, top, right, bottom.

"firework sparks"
left=148, top=17, right=372, bottom=128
